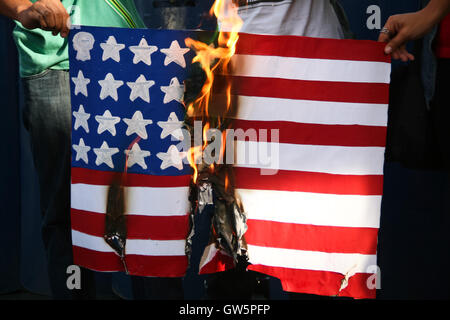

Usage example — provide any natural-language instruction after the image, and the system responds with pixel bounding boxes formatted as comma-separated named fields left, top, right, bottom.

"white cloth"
left=235, top=0, right=344, bottom=39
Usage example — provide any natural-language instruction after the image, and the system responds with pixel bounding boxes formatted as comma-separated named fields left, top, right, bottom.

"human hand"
left=16, top=0, right=70, bottom=38
left=378, top=11, right=435, bottom=62
left=378, top=0, right=450, bottom=62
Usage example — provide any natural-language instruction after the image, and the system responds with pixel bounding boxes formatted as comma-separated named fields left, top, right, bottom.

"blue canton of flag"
left=69, top=26, right=200, bottom=277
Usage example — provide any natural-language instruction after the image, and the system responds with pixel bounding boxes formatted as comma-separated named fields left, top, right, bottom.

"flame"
left=187, top=145, right=202, bottom=183
left=219, top=128, right=227, bottom=164
left=224, top=174, right=230, bottom=192
left=185, top=0, right=243, bottom=184
left=203, top=122, right=211, bottom=147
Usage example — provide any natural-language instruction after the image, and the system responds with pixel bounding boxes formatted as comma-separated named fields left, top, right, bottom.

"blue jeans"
left=22, top=69, right=95, bottom=299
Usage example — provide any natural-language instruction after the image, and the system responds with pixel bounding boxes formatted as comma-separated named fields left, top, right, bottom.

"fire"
left=183, top=1, right=249, bottom=267
left=184, top=0, right=243, bottom=184
left=224, top=174, right=230, bottom=192
left=187, top=145, right=202, bottom=183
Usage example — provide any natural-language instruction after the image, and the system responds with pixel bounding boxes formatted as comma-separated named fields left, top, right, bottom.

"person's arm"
left=0, top=0, right=70, bottom=37
left=378, top=0, right=450, bottom=61
left=0, top=0, right=32, bottom=20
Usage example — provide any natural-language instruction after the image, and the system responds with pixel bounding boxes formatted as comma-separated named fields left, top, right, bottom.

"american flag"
left=69, top=25, right=390, bottom=298
left=69, top=26, right=198, bottom=277
left=226, top=34, right=391, bottom=299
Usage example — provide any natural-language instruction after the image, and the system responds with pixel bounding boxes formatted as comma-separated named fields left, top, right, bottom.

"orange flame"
left=185, top=0, right=243, bottom=184
left=224, top=174, right=230, bottom=192
left=187, top=145, right=202, bottom=183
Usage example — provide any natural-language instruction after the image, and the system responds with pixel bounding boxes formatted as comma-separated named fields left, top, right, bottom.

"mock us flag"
left=68, top=26, right=200, bottom=277
left=225, top=34, right=391, bottom=299
left=68, top=24, right=391, bottom=297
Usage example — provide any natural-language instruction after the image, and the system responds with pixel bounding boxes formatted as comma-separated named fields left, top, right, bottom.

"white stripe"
left=247, top=245, right=376, bottom=275
left=127, top=238, right=186, bottom=256
left=234, top=141, right=385, bottom=175
left=72, top=230, right=186, bottom=256
left=71, top=184, right=190, bottom=216
left=232, top=96, right=388, bottom=127
left=231, top=54, right=391, bottom=84
left=237, top=189, right=381, bottom=228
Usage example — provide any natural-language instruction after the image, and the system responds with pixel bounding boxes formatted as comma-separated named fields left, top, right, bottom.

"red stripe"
left=234, top=167, right=384, bottom=196
left=72, top=246, right=187, bottom=277
left=214, top=75, right=389, bottom=105
left=71, top=209, right=189, bottom=240
left=73, top=246, right=124, bottom=272
left=236, top=33, right=390, bottom=63
left=247, top=265, right=375, bottom=299
left=233, top=119, right=387, bottom=147
left=198, top=251, right=235, bottom=275
left=246, top=220, right=378, bottom=255
left=126, top=254, right=188, bottom=277
left=71, top=167, right=191, bottom=187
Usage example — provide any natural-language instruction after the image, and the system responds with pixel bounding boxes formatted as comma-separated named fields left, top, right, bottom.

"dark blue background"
left=2, top=1, right=445, bottom=300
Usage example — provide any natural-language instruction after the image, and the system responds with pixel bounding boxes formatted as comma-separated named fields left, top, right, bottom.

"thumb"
left=384, top=31, right=408, bottom=55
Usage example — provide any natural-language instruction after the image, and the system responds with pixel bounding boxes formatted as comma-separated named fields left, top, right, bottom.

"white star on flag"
left=72, top=70, right=90, bottom=97
left=123, top=111, right=153, bottom=139
left=98, top=73, right=124, bottom=101
left=129, top=38, right=158, bottom=66
left=93, top=141, right=119, bottom=169
left=160, top=77, right=184, bottom=104
left=127, top=74, right=155, bottom=103
left=100, top=36, right=125, bottom=62
left=125, top=143, right=151, bottom=170
left=157, top=145, right=187, bottom=170
left=73, top=105, right=90, bottom=133
left=95, top=110, right=121, bottom=136
left=72, top=138, right=91, bottom=164
left=160, top=40, right=190, bottom=68
left=157, top=112, right=184, bottom=141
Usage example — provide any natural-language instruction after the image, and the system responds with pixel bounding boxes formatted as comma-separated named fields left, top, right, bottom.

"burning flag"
left=183, top=0, right=248, bottom=275
left=69, top=26, right=204, bottom=277
left=184, top=0, right=390, bottom=299
left=227, top=34, right=391, bottom=299
left=69, top=3, right=390, bottom=299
